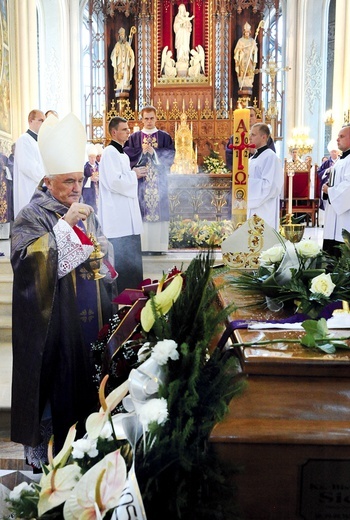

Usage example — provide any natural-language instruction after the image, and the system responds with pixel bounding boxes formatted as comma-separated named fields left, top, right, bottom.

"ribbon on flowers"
left=103, top=297, right=148, bottom=377
left=126, top=358, right=164, bottom=413
left=112, top=415, right=147, bottom=520
left=103, top=274, right=182, bottom=375
left=112, top=469, right=147, bottom=520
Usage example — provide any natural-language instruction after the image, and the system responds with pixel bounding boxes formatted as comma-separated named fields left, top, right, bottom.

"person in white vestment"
left=13, top=109, right=46, bottom=217
left=247, top=123, right=283, bottom=230
left=322, top=124, right=350, bottom=258
left=98, top=116, right=148, bottom=293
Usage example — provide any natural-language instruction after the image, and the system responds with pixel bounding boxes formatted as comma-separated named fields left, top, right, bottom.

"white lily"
left=86, top=376, right=129, bottom=440
left=63, top=449, right=127, bottom=519
left=38, top=463, right=82, bottom=517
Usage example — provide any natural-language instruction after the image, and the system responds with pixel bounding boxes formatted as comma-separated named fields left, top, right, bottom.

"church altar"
left=168, top=173, right=232, bottom=221
left=209, top=268, right=350, bottom=520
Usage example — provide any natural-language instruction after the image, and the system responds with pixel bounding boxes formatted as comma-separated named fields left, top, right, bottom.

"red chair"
left=281, top=160, right=319, bottom=226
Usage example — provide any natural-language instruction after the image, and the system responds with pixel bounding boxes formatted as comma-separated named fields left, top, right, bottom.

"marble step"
left=0, top=256, right=12, bottom=276
left=0, top=294, right=11, bottom=316
left=0, top=275, right=12, bottom=299
left=0, top=316, right=11, bottom=343
left=0, top=342, right=11, bottom=403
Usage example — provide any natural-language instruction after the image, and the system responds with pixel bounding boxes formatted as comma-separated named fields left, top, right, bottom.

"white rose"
left=310, top=273, right=336, bottom=297
left=151, top=339, right=179, bottom=365
left=295, top=240, right=321, bottom=259
left=259, top=245, right=285, bottom=265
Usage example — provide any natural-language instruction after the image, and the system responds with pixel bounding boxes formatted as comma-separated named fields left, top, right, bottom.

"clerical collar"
left=251, top=145, right=268, bottom=159
left=340, top=149, right=350, bottom=160
left=27, top=129, right=38, bottom=141
left=141, top=127, right=158, bottom=135
left=110, top=140, right=124, bottom=154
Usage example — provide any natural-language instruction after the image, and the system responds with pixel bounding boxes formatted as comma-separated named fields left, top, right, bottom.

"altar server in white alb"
left=13, top=109, right=46, bottom=216
left=98, top=116, right=148, bottom=294
left=247, top=123, right=283, bottom=230
left=322, top=123, right=350, bottom=258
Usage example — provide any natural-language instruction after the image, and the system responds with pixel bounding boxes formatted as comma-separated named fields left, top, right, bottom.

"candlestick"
left=229, top=98, right=233, bottom=110
left=288, top=171, right=294, bottom=215
left=135, top=99, right=138, bottom=113
left=182, top=99, right=185, bottom=111
left=198, top=98, right=201, bottom=110
left=166, top=99, right=169, bottom=111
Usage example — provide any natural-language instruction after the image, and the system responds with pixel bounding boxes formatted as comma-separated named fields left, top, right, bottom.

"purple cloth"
left=217, top=300, right=343, bottom=351
left=82, top=161, right=99, bottom=212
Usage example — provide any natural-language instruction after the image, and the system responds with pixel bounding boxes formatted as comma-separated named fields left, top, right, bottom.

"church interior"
left=1, top=0, right=350, bottom=519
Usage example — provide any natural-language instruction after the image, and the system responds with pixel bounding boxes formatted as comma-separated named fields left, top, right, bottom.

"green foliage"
left=169, top=218, right=235, bottom=249
left=202, top=150, right=229, bottom=174
left=4, top=486, right=39, bottom=520
left=300, top=318, right=350, bottom=353
left=136, top=250, right=244, bottom=519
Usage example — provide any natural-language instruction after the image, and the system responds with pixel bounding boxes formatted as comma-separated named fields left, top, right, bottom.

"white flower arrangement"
left=233, top=238, right=350, bottom=319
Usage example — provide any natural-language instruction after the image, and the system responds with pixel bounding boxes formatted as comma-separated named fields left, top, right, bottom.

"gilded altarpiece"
left=94, top=2, right=283, bottom=226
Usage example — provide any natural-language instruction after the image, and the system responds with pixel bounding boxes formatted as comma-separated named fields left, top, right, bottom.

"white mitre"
left=327, top=140, right=339, bottom=153
left=38, top=113, right=86, bottom=176
left=221, top=215, right=282, bottom=269
left=86, top=143, right=98, bottom=157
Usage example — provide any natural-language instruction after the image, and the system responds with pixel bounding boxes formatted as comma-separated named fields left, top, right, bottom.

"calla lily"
left=50, top=423, right=77, bottom=468
left=86, top=377, right=129, bottom=439
left=38, top=464, right=82, bottom=517
left=141, top=273, right=183, bottom=332
left=63, top=449, right=127, bottom=519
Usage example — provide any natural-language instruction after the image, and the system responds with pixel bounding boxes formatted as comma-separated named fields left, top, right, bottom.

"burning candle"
left=288, top=171, right=294, bottom=215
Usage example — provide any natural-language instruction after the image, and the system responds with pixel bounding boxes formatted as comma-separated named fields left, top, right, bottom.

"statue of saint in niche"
left=111, top=26, right=136, bottom=97
left=173, top=3, right=194, bottom=64
left=234, top=22, right=258, bottom=89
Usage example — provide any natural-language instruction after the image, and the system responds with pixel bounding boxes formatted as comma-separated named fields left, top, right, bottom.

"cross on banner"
left=229, top=130, right=251, bottom=170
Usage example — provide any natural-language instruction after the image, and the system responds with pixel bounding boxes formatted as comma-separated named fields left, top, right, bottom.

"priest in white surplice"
left=247, top=123, right=283, bottom=230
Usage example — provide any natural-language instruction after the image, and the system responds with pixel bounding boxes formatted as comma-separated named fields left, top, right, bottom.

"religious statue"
left=171, top=112, right=198, bottom=174
left=161, top=46, right=177, bottom=78
left=188, top=45, right=205, bottom=78
left=173, top=4, right=194, bottom=66
left=110, top=26, right=136, bottom=97
left=234, top=22, right=258, bottom=90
